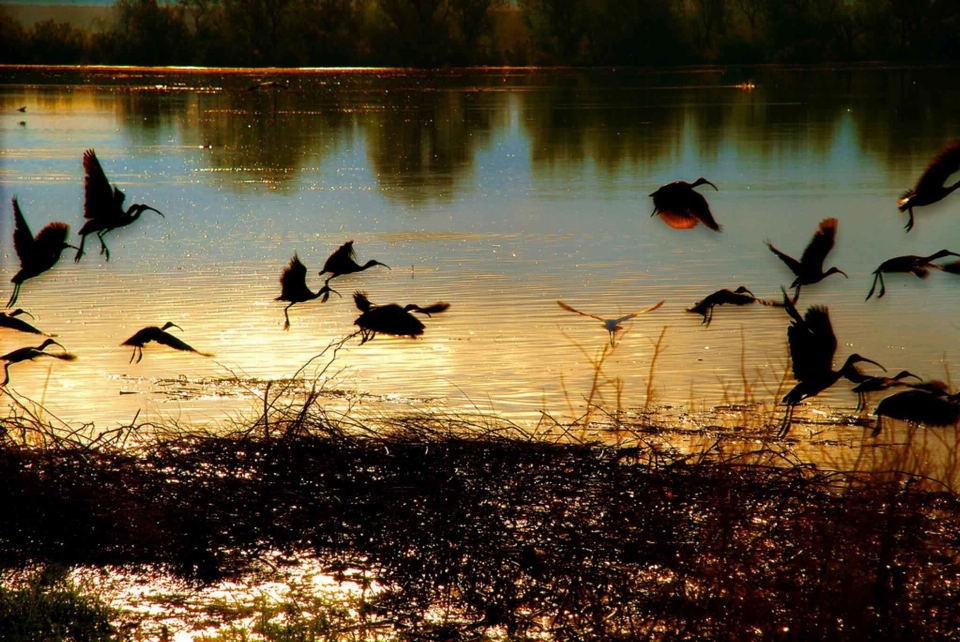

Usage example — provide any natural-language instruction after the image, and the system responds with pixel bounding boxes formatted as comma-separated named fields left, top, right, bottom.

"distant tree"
left=98, top=0, right=192, bottom=65
left=0, top=10, right=29, bottom=63
left=585, top=0, right=686, bottom=66
left=686, top=0, right=728, bottom=60
left=376, top=0, right=453, bottom=66
left=519, top=0, right=590, bottom=63
left=28, top=20, right=88, bottom=64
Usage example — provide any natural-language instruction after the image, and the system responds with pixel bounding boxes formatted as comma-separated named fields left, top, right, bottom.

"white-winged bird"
left=851, top=370, right=922, bottom=412
left=353, top=291, right=449, bottom=344
left=1, top=338, right=77, bottom=386
left=649, top=177, right=721, bottom=231
left=778, top=287, right=884, bottom=438
left=75, top=149, right=164, bottom=262
left=319, top=240, right=390, bottom=286
left=767, top=217, right=847, bottom=303
left=557, top=300, right=665, bottom=346
left=0, top=309, right=49, bottom=336
left=865, top=249, right=960, bottom=300
left=873, top=387, right=960, bottom=437
left=898, top=140, right=960, bottom=231
left=686, top=286, right=782, bottom=326
left=7, top=197, right=77, bottom=308
left=121, top=322, right=213, bottom=363
left=276, top=253, right=340, bottom=330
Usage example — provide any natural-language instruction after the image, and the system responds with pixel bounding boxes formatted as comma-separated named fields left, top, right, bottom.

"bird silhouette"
left=276, top=253, right=340, bottom=330
left=246, top=80, right=289, bottom=91
left=899, top=140, right=960, bottom=231
left=319, top=240, right=390, bottom=286
left=649, top=177, right=721, bottom=231
left=0, top=309, right=49, bottom=336
left=353, top=291, right=449, bottom=344
left=865, top=249, right=960, bottom=300
left=873, top=387, right=960, bottom=437
left=1, top=338, right=76, bottom=387
left=851, top=370, right=922, bottom=412
left=7, top=197, right=77, bottom=308
left=767, top=217, right=847, bottom=303
left=778, top=287, right=883, bottom=438
left=17, top=106, right=26, bottom=113
left=75, top=149, right=164, bottom=262
left=686, top=286, right=782, bottom=326
left=121, top=322, right=213, bottom=363
left=557, top=300, right=665, bottom=346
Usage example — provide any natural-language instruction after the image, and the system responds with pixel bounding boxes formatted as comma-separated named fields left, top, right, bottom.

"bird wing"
left=33, top=223, right=70, bottom=262
left=655, top=210, right=700, bottom=229
left=684, top=190, right=721, bottom=231
left=767, top=241, right=801, bottom=274
left=154, top=330, right=209, bottom=355
left=799, top=218, right=838, bottom=272
left=613, top=300, right=665, bottom=324
left=557, top=301, right=605, bottom=323
left=788, top=305, right=836, bottom=382
left=415, top=302, right=451, bottom=316
left=279, top=254, right=307, bottom=292
left=11, top=197, right=35, bottom=262
left=353, top=291, right=373, bottom=312
left=83, top=149, right=124, bottom=221
left=915, top=140, right=960, bottom=193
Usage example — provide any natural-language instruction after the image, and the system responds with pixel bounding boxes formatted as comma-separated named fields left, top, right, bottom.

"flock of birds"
left=5, top=136, right=960, bottom=439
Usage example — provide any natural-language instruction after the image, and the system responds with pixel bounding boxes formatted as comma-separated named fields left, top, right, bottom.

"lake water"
left=3, top=65, right=960, bottom=434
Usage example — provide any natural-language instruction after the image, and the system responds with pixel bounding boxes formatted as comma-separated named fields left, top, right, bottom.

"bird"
left=1, top=338, right=77, bottom=387
left=557, top=300, right=665, bottom=346
left=75, top=149, right=164, bottom=262
left=318, top=240, right=390, bottom=286
left=246, top=80, right=289, bottom=91
left=275, top=253, right=340, bottom=330
left=686, top=286, right=782, bottom=326
left=767, top=217, right=847, bottom=303
left=0, top=309, right=49, bottom=336
left=778, top=287, right=883, bottom=438
left=7, top=197, right=77, bottom=308
left=352, top=291, right=449, bottom=344
left=121, top=322, right=213, bottom=363
left=649, top=177, right=721, bottom=231
left=851, top=370, right=922, bottom=412
left=17, top=106, right=26, bottom=112
left=865, top=249, right=960, bottom=300
left=898, top=140, right=960, bottom=231
left=873, top=387, right=960, bottom=437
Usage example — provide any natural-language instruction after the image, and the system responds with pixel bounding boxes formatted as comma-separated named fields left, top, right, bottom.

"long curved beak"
left=703, top=180, right=718, bottom=191
left=856, top=356, right=886, bottom=372
left=144, top=206, right=165, bottom=218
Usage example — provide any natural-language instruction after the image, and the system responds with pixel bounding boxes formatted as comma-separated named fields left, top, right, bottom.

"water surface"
left=3, top=66, right=960, bottom=432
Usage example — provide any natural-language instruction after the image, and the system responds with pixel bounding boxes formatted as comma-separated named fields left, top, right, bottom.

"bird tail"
left=50, top=352, right=78, bottom=362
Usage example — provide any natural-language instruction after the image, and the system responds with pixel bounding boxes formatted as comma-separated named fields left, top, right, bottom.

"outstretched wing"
left=413, top=302, right=450, bottom=316
left=799, top=218, right=838, bottom=272
left=915, top=140, right=960, bottom=193
left=11, top=197, right=34, bottom=263
left=83, top=149, right=123, bottom=221
left=685, top=190, right=722, bottom=231
left=613, top=300, right=665, bottom=324
left=767, top=241, right=801, bottom=275
left=279, top=253, right=307, bottom=293
left=557, top=301, right=605, bottom=323
left=353, top=291, right=373, bottom=312
left=154, top=330, right=211, bottom=356
left=788, top=305, right=836, bottom=382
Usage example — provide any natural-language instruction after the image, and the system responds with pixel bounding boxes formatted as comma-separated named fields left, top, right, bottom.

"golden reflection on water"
left=3, top=66, right=960, bottom=437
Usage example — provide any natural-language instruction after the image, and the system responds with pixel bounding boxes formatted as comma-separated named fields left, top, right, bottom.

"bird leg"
left=904, top=208, right=915, bottom=232
left=865, top=272, right=884, bottom=301
left=74, top=235, right=87, bottom=263
left=97, top=231, right=111, bottom=261
left=872, top=414, right=883, bottom=438
left=283, top=303, right=295, bottom=331
left=778, top=404, right=795, bottom=438
left=6, top=284, right=21, bottom=309
left=0, top=363, right=9, bottom=387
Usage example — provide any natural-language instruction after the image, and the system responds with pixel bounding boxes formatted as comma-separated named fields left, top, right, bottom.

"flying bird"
left=778, top=288, right=883, bottom=438
left=0, top=309, right=49, bottom=336
left=1, top=338, right=76, bottom=387
left=75, top=149, right=164, bottom=262
left=276, top=253, right=339, bottom=330
left=767, top=217, right=847, bottom=303
left=873, top=387, right=960, bottom=437
left=898, top=140, right=960, bottom=231
left=121, top=322, right=213, bottom=363
left=7, top=197, right=77, bottom=308
left=850, top=370, right=922, bottom=412
left=649, top=177, right=721, bottom=231
left=353, top=291, right=449, bottom=344
left=865, top=249, right=960, bottom=300
left=319, top=240, right=390, bottom=286
left=686, top=286, right=782, bottom=326
left=17, top=106, right=26, bottom=112
left=558, top=300, right=665, bottom=346
left=246, top=80, right=289, bottom=91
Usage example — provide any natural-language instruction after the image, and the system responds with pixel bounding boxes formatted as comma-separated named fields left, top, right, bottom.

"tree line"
left=1, top=0, right=959, bottom=68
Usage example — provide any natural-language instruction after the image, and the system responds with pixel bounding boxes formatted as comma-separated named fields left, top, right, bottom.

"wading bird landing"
left=649, top=177, right=721, bottom=231
left=557, top=300, right=665, bottom=346
left=899, top=140, right=960, bottom=231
